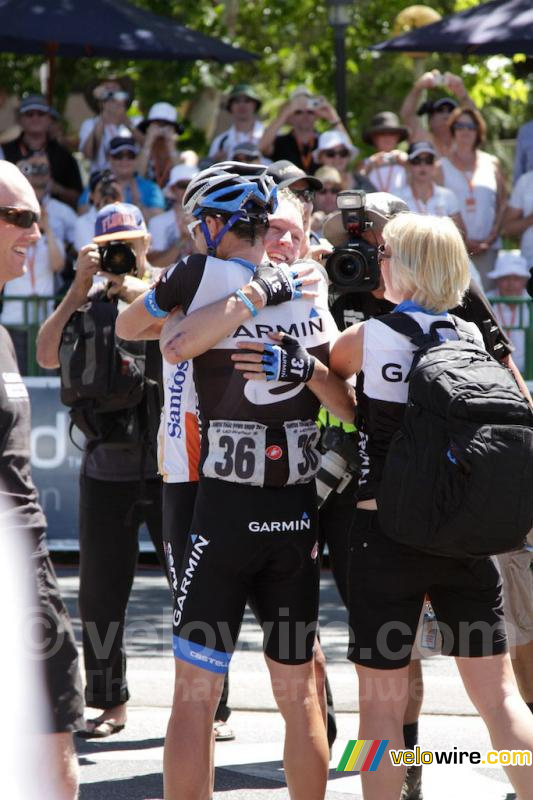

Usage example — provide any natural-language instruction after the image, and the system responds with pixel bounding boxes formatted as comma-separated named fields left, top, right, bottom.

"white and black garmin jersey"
left=356, top=310, right=483, bottom=501
left=154, top=254, right=339, bottom=487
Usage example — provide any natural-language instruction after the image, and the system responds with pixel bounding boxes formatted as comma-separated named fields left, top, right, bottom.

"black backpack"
left=376, top=312, right=533, bottom=559
left=59, top=294, right=146, bottom=441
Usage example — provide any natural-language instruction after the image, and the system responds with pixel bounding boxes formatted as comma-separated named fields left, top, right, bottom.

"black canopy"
left=372, top=0, right=533, bottom=56
left=0, top=0, right=256, bottom=62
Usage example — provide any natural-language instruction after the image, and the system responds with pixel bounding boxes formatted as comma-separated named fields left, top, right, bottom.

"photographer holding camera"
left=80, top=76, right=140, bottom=172
left=37, top=202, right=165, bottom=739
left=260, top=87, right=347, bottom=174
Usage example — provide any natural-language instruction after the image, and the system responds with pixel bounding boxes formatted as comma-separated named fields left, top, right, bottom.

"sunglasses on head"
left=0, top=206, right=40, bottom=228
left=323, top=148, right=350, bottom=158
left=291, top=187, right=315, bottom=203
left=110, top=151, right=136, bottom=160
left=411, top=155, right=435, bottom=166
left=453, top=121, right=477, bottom=131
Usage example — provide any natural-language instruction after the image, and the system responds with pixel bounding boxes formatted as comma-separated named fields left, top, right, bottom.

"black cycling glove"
left=260, top=334, right=315, bottom=383
left=251, top=263, right=302, bottom=306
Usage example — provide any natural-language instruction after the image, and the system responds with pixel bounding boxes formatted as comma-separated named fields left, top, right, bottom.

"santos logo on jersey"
left=248, top=512, right=311, bottom=533
left=167, top=360, right=190, bottom=438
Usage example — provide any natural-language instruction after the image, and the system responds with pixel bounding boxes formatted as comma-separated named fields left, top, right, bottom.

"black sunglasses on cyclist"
left=0, top=206, right=40, bottom=228
left=291, top=188, right=316, bottom=203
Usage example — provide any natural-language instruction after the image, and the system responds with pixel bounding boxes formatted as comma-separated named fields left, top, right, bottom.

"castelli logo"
left=265, top=445, right=283, bottom=461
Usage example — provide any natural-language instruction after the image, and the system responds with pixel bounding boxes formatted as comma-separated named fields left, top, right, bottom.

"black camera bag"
left=59, top=292, right=146, bottom=441
left=377, top=312, right=533, bottom=559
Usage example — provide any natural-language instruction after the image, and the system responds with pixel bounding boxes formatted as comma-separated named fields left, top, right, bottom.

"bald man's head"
left=0, top=161, right=40, bottom=212
left=0, top=161, right=40, bottom=288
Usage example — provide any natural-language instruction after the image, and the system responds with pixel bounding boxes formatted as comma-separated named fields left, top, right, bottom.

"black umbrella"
left=0, top=0, right=256, bottom=62
left=372, top=0, right=533, bottom=56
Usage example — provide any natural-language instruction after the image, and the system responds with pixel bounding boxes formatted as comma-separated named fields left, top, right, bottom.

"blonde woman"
left=328, top=214, right=533, bottom=800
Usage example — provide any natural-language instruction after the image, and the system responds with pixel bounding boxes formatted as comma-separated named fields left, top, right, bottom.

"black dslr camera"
left=99, top=243, right=137, bottom=276
left=325, top=190, right=380, bottom=293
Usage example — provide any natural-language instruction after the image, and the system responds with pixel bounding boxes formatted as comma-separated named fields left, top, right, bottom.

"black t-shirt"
left=271, top=131, right=320, bottom=174
left=0, top=326, right=47, bottom=555
left=2, top=135, right=83, bottom=206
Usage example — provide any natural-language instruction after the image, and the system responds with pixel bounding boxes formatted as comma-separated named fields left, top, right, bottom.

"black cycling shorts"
left=163, top=481, right=199, bottom=594
left=347, top=509, right=507, bottom=669
left=170, top=477, right=320, bottom=673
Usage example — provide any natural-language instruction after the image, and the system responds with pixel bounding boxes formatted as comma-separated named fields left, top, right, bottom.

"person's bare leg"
left=456, top=653, right=533, bottom=798
left=356, top=663, right=410, bottom=800
left=163, top=659, right=224, bottom=800
left=46, top=732, right=79, bottom=800
left=266, top=655, right=329, bottom=799
left=512, top=641, right=533, bottom=705
left=405, top=659, right=423, bottom=724
left=313, top=639, right=328, bottom=728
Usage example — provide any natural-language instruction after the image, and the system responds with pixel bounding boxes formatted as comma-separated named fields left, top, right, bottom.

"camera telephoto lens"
left=99, top=243, right=137, bottom=275
left=328, top=249, right=365, bottom=290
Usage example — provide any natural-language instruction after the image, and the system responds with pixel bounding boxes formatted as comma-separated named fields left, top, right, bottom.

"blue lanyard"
left=231, top=257, right=257, bottom=274
left=394, top=300, right=446, bottom=317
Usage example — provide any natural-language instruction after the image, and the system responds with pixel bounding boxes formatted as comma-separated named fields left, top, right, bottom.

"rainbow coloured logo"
left=336, top=739, right=389, bottom=772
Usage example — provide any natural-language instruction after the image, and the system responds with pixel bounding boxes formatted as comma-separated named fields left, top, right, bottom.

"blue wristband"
left=234, top=288, right=258, bottom=317
left=144, top=288, right=168, bottom=319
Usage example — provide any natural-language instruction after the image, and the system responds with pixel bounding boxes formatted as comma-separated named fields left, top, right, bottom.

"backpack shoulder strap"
left=377, top=312, right=433, bottom=348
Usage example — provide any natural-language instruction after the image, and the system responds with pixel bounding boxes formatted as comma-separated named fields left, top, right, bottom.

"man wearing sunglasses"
left=209, top=83, right=264, bottom=163
left=260, top=87, right=347, bottom=174
left=0, top=159, right=84, bottom=797
left=78, top=136, right=165, bottom=223
left=0, top=94, right=82, bottom=209
left=0, top=155, right=70, bottom=373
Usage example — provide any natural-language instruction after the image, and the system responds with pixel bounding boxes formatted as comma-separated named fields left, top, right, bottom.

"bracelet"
left=234, top=288, right=258, bottom=317
left=144, top=288, right=168, bottom=318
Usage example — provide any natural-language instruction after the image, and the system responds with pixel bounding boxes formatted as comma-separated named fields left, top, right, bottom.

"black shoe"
left=401, top=764, right=423, bottom=800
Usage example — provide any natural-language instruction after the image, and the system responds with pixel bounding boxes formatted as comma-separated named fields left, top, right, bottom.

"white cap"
left=166, top=163, right=199, bottom=190
left=312, top=130, right=358, bottom=160
left=147, top=102, right=177, bottom=125
left=487, top=250, right=530, bottom=280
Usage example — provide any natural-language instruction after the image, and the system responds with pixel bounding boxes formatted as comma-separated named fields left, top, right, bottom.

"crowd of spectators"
left=0, top=69, right=532, bottom=376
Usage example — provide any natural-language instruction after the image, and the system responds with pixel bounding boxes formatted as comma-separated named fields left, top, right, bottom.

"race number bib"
left=284, top=420, right=321, bottom=484
left=203, top=420, right=267, bottom=486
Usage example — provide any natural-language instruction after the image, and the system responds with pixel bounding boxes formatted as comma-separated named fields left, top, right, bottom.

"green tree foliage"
left=0, top=0, right=529, bottom=163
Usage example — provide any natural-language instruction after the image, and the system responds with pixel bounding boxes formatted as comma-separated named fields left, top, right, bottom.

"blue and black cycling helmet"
left=182, top=161, right=277, bottom=220
left=182, top=161, right=278, bottom=255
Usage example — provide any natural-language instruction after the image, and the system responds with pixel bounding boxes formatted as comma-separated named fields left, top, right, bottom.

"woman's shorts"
left=347, top=509, right=507, bottom=670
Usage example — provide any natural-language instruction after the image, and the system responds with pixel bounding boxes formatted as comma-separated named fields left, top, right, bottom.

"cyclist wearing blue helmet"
left=117, top=162, right=353, bottom=800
